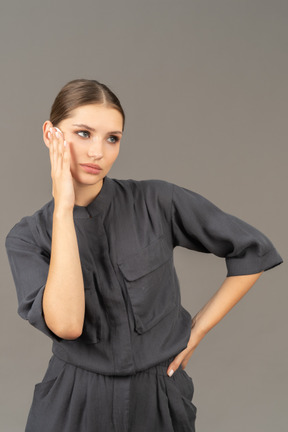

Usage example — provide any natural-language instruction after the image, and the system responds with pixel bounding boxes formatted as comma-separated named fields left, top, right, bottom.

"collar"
left=73, top=176, right=114, bottom=219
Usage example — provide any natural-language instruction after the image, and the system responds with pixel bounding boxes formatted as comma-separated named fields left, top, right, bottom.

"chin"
left=74, top=172, right=105, bottom=186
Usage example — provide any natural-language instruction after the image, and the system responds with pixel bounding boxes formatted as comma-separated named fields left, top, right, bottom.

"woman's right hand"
left=43, top=126, right=85, bottom=339
left=48, top=127, right=75, bottom=211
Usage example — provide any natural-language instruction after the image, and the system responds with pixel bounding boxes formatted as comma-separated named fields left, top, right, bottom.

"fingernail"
left=48, top=132, right=51, bottom=139
left=168, top=369, right=174, bottom=377
left=56, top=131, right=60, bottom=138
left=64, top=140, right=67, bottom=147
left=55, top=127, right=63, bottom=135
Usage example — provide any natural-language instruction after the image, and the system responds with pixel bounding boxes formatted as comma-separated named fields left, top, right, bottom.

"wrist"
left=53, top=205, right=74, bottom=219
left=188, top=317, right=208, bottom=346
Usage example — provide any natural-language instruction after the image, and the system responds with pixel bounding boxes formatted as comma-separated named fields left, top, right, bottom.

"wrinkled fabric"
left=5, top=177, right=283, bottom=375
left=25, top=355, right=196, bottom=432
left=6, top=177, right=283, bottom=431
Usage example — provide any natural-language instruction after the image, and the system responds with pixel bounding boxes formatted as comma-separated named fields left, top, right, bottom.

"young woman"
left=6, top=79, right=283, bottom=432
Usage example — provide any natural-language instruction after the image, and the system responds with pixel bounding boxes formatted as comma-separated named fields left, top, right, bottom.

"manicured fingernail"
left=49, top=127, right=53, bottom=133
left=168, top=369, right=174, bottom=377
left=64, top=140, right=67, bottom=147
left=48, top=132, right=51, bottom=139
left=55, top=131, right=60, bottom=138
left=55, top=127, right=62, bottom=135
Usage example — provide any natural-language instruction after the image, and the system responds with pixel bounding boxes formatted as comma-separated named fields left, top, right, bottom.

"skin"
left=42, top=103, right=263, bottom=375
left=43, top=104, right=123, bottom=207
left=41, top=104, right=123, bottom=339
left=166, top=271, right=263, bottom=376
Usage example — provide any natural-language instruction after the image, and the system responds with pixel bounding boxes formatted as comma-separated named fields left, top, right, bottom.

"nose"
left=87, top=136, right=104, bottom=159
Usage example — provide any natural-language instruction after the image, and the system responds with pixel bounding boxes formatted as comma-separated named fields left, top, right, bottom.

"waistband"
left=137, top=356, right=176, bottom=376
left=51, top=353, right=176, bottom=377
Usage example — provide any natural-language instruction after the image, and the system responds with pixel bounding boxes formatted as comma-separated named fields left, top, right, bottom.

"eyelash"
left=75, top=130, right=120, bottom=143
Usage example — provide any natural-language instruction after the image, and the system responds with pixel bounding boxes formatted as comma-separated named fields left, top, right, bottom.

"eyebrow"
left=72, top=123, right=123, bottom=135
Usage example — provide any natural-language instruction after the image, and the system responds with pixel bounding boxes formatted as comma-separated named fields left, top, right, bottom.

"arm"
left=42, top=126, right=84, bottom=340
left=167, top=183, right=283, bottom=375
left=43, top=208, right=85, bottom=339
left=167, top=271, right=263, bottom=376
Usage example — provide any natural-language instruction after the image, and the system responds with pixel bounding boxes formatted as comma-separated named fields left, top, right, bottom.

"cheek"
left=107, top=146, right=120, bottom=164
left=68, top=143, right=80, bottom=164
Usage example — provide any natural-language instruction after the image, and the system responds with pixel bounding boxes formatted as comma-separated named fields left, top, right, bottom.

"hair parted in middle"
left=49, top=79, right=125, bottom=130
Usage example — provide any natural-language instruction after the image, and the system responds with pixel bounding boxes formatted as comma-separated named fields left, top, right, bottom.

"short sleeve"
left=5, top=218, right=59, bottom=339
left=171, top=184, right=283, bottom=276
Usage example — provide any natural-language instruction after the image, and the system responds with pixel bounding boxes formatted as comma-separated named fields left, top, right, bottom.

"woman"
left=5, top=79, right=283, bottom=432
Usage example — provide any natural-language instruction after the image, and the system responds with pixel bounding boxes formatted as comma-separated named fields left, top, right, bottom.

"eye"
left=76, top=130, right=90, bottom=139
left=107, top=135, right=120, bottom=144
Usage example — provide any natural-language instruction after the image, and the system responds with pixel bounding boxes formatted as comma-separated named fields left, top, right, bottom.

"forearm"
left=43, top=208, right=85, bottom=339
left=188, top=271, right=263, bottom=348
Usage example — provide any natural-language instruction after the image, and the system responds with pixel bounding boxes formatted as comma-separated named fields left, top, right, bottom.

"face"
left=44, top=104, right=123, bottom=190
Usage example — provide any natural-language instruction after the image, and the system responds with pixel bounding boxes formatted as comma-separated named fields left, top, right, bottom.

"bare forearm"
left=188, top=272, right=263, bottom=348
left=43, top=208, right=85, bottom=339
left=167, top=271, right=264, bottom=374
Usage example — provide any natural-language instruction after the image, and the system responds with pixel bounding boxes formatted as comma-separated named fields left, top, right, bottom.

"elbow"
left=45, top=318, right=84, bottom=340
left=58, top=326, right=83, bottom=340
left=42, top=302, right=85, bottom=340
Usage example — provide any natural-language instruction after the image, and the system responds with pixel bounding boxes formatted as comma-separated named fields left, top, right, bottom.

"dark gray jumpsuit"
left=5, top=177, right=283, bottom=432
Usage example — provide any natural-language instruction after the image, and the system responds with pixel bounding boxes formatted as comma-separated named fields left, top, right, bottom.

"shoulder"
left=109, top=177, right=213, bottom=212
left=5, top=199, right=54, bottom=245
left=112, top=178, right=207, bottom=201
left=110, top=177, right=174, bottom=199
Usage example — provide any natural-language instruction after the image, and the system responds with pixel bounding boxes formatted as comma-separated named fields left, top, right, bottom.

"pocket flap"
left=118, top=237, right=172, bottom=281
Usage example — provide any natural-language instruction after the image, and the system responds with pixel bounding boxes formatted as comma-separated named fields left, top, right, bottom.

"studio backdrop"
left=1, top=1, right=287, bottom=431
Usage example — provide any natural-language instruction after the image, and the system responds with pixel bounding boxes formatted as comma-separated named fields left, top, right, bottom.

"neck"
left=73, top=178, right=104, bottom=207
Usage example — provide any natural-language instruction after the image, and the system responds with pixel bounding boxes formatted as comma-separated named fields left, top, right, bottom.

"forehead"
left=65, top=104, right=123, bottom=129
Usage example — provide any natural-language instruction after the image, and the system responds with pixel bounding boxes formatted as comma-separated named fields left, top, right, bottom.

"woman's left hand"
left=167, top=346, right=195, bottom=376
left=166, top=327, right=200, bottom=376
left=166, top=272, right=264, bottom=377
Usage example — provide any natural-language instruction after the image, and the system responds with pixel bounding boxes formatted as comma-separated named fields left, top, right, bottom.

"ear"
left=43, top=120, right=53, bottom=148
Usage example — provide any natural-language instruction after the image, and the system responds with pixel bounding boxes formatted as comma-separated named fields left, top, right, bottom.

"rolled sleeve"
left=171, top=184, right=283, bottom=276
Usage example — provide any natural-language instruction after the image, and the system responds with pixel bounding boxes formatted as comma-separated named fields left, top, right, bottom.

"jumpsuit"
left=5, top=176, right=283, bottom=432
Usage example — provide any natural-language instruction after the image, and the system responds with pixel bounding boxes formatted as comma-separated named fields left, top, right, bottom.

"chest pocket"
left=118, top=237, right=177, bottom=334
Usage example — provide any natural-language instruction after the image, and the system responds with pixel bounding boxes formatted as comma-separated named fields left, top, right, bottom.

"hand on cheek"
left=48, top=127, right=75, bottom=211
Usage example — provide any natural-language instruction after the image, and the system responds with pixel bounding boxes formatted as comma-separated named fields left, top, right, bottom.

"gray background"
left=1, top=0, right=287, bottom=431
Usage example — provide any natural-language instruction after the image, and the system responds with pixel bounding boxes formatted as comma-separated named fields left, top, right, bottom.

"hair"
left=49, top=79, right=125, bottom=130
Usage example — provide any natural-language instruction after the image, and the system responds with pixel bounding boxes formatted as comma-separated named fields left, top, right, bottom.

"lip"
left=81, top=163, right=102, bottom=169
left=80, top=163, right=102, bottom=174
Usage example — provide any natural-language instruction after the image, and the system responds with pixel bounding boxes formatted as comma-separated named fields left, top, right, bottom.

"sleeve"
left=171, top=184, right=283, bottom=277
left=5, top=218, right=60, bottom=340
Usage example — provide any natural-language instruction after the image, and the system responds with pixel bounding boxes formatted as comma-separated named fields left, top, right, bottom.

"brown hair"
left=50, top=79, right=125, bottom=130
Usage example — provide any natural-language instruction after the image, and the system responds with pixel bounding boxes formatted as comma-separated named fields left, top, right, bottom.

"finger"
left=57, top=132, right=64, bottom=169
left=167, top=351, right=187, bottom=377
left=55, top=127, right=63, bottom=139
left=48, top=127, right=57, bottom=172
left=48, top=130, right=54, bottom=169
left=53, top=128, right=65, bottom=171
left=51, top=128, right=58, bottom=172
left=52, top=127, right=63, bottom=173
left=177, top=348, right=195, bottom=371
left=62, top=140, right=71, bottom=171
